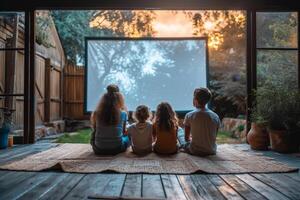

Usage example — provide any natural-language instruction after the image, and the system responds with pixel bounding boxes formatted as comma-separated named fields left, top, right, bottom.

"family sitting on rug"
left=90, top=84, right=220, bottom=156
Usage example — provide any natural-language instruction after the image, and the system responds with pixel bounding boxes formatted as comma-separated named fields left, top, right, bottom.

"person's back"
left=128, top=121, right=153, bottom=154
left=184, top=108, right=220, bottom=155
left=153, top=123, right=178, bottom=154
left=95, top=111, right=127, bottom=150
left=153, top=102, right=179, bottom=155
left=127, top=105, right=153, bottom=155
left=90, top=84, right=129, bottom=155
left=184, top=88, right=220, bottom=156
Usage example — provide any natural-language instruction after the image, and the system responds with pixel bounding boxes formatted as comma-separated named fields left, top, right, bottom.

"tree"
left=51, top=10, right=156, bottom=64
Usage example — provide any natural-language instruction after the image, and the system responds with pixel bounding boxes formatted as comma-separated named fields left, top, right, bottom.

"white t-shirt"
left=127, top=121, right=153, bottom=154
left=184, top=108, right=221, bottom=155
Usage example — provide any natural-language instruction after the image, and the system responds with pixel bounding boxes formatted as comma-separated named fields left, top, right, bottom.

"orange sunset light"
left=89, top=10, right=246, bottom=50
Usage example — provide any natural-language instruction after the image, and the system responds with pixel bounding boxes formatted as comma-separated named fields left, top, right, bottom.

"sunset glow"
left=89, top=10, right=246, bottom=49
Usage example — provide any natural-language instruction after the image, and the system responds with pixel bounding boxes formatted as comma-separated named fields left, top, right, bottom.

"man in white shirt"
left=183, top=88, right=221, bottom=156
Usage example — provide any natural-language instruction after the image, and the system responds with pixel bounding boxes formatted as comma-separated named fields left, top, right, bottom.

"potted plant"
left=0, top=107, right=14, bottom=149
left=254, top=87, right=300, bottom=153
left=247, top=91, right=270, bottom=150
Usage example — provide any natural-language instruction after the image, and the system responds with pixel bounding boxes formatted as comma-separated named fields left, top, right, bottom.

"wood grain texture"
left=220, top=174, right=267, bottom=200
left=253, top=173, right=300, bottom=200
left=122, top=174, right=142, bottom=198
left=177, top=175, right=203, bottom=200
left=237, top=174, right=289, bottom=200
left=142, top=175, right=166, bottom=199
left=191, top=175, right=226, bottom=200
left=161, top=174, right=187, bottom=200
left=207, top=175, right=243, bottom=200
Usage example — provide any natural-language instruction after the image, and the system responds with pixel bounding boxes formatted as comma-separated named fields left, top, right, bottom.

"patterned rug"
left=0, top=144, right=297, bottom=174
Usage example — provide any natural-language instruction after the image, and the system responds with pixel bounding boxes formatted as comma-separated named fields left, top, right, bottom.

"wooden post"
left=246, top=10, right=253, bottom=135
left=44, top=58, right=51, bottom=123
left=4, top=14, right=19, bottom=111
left=28, top=10, right=36, bottom=144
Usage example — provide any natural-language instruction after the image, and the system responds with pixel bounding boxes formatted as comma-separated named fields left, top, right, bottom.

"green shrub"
left=251, top=87, right=300, bottom=132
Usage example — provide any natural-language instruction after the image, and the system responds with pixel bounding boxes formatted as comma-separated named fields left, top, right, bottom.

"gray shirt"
left=184, top=108, right=221, bottom=155
left=127, top=122, right=153, bottom=154
left=94, top=111, right=127, bottom=149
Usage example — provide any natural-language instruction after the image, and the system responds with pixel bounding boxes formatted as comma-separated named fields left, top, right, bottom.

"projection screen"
left=85, top=37, right=208, bottom=112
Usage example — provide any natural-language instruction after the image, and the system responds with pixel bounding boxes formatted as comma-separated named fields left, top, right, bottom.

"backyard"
left=55, top=129, right=243, bottom=144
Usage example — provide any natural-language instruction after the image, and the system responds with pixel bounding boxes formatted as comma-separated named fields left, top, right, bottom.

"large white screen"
left=86, top=38, right=207, bottom=111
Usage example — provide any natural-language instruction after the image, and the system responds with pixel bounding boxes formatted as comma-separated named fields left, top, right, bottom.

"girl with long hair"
left=153, top=102, right=179, bottom=154
left=90, top=84, right=129, bottom=155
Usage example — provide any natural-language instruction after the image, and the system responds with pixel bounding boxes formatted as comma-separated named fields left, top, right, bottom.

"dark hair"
left=134, top=105, right=151, bottom=123
left=95, top=85, right=124, bottom=126
left=106, top=84, right=119, bottom=93
left=154, top=102, right=178, bottom=132
left=194, top=88, right=212, bottom=106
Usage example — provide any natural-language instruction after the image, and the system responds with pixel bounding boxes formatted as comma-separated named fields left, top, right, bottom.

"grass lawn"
left=55, top=129, right=92, bottom=143
left=56, top=128, right=242, bottom=144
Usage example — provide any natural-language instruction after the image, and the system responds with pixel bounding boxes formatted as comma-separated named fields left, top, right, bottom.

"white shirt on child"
left=127, top=121, right=153, bottom=154
left=184, top=108, right=221, bottom=155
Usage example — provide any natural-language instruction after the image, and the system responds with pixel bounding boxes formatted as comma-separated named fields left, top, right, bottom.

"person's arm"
left=184, top=125, right=191, bottom=142
left=90, top=112, right=96, bottom=145
left=152, top=124, right=157, bottom=142
left=183, top=114, right=191, bottom=142
left=122, top=112, right=127, bottom=135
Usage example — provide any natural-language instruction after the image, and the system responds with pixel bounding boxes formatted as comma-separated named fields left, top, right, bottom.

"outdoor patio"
left=1, top=1, right=300, bottom=199
left=0, top=142, right=300, bottom=199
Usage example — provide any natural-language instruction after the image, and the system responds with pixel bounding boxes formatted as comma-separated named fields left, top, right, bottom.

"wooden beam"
left=246, top=10, right=253, bottom=135
left=44, top=58, right=51, bottom=123
left=4, top=14, right=19, bottom=110
left=2, top=0, right=300, bottom=11
left=298, top=10, right=300, bottom=90
left=24, top=10, right=30, bottom=144
left=28, top=10, right=36, bottom=144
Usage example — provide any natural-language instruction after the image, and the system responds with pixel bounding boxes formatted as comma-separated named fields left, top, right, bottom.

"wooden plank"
left=253, top=174, right=300, bottom=200
left=207, top=175, right=243, bottom=200
left=65, top=174, right=125, bottom=200
left=191, top=175, right=226, bottom=200
left=39, top=173, right=85, bottom=200
left=35, top=81, right=44, bottom=99
left=96, top=173, right=126, bottom=198
left=44, top=58, right=51, bottom=122
left=122, top=174, right=142, bottom=198
left=284, top=173, right=300, bottom=183
left=220, top=175, right=267, bottom=200
left=0, top=143, right=57, bottom=164
left=16, top=173, right=68, bottom=200
left=177, top=175, right=203, bottom=200
left=237, top=174, right=289, bottom=200
left=142, top=174, right=166, bottom=199
left=161, top=174, right=187, bottom=200
left=0, top=171, right=36, bottom=192
left=1, top=172, right=52, bottom=199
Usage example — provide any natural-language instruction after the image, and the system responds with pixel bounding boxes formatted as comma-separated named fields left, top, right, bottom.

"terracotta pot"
left=247, top=123, right=269, bottom=150
left=269, top=129, right=299, bottom=153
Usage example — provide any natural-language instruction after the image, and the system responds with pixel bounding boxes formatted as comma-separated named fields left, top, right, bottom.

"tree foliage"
left=51, top=10, right=155, bottom=64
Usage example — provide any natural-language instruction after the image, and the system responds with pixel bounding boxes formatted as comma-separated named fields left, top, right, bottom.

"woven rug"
left=0, top=144, right=297, bottom=174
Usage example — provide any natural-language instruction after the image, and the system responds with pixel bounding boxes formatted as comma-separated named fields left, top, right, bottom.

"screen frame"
left=84, top=37, right=210, bottom=117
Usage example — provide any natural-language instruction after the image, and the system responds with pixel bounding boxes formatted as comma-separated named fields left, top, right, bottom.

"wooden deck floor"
left=0, top=143, right=300, bottom=200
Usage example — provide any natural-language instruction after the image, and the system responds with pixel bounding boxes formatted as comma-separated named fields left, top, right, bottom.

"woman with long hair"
left=90, top=84, right=129, bottom=155
left=153, top=102, right=179, bottom=154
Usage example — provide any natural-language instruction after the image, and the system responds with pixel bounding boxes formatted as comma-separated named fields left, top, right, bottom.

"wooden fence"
left=0, top=14, right=65, bottom=130
left=63, top=64, right=87, bottom=120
